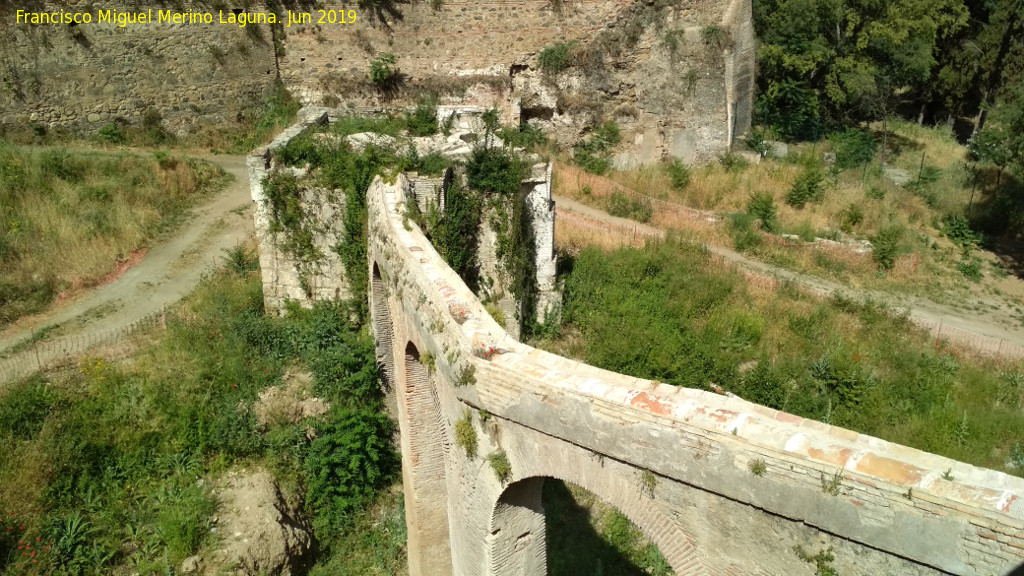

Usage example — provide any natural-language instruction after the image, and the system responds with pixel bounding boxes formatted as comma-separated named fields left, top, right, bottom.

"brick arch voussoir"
left=490, top=456, right=709, bottom=576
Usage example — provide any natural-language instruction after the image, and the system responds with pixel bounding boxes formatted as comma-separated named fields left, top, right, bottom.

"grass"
left=545, top=239, right=1024, bottom=473
left=0, top=143, right=229, bottom=329
left=550, top=119, right=1024, bottom=305
left=0, top=265, right=402, bottom=575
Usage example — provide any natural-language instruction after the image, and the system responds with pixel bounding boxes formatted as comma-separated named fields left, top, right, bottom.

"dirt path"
left=554, top=194, right=1024, bottom=354
left=0, top=154, right=254, bottom=359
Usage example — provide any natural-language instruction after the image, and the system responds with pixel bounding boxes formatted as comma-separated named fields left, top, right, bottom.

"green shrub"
left=405, top=95, right=439, bottom=137
left=866, top=185, right=886, bottom=200
left=0, top=378, right=55, bottom=440
left=488, top=450, right=512, bottom=484
left=786, top=163, right=825, bottom=208
left=40, top=148, right=85, bottom=182
left=840, top=203, right=864, bottom=232
left=829, top=129, right=876, bottom=169
left=573, top=121, right=621, bottom=175
left=941, top=214, right=983, bottom=250
left=663, top=158, right=690, bottom=191
left=497, top=123, right=547, bottom=150
left=957, top=257, right=983, bottom=281
left=221, top=244, right=259, bottom=275
left=455, top=410, right=478, bottom=458
left=305, top=405, right=399, bottom=536
left=719, top=151, right=748, bottom=172
left=538, top=41, right=578, bottom=74
left=729, top=212, right=762, bottom=251
left=747, top=192, right=778, bottom=233
left=607, top=192, right=653, bottom=223
left=870, top=224, right=903, bottom=270
left=456, top=363, right=477, bottom=386
left=369, top=52, right=399, bottom=88
left=430, top=181, right=481, bottom=285
left=97, top=122, right=126, bottom=144
left=156, top=484, right=216, bottom=562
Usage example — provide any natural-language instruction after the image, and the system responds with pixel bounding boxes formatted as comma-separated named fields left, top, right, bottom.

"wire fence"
left=0, top=307, right=175, bottom=385
left=556, top=205, right=1024, bottom=364
left=555, top=163, right=904, bottom=264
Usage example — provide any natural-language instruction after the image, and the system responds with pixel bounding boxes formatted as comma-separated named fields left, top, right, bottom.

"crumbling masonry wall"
left=0, top=1, right=276, bottom=133
left=250, top=109, right=558, bottom=318
left=247, top=108, right=350, bottom=313
left=3, top=0, right=753, bottom=164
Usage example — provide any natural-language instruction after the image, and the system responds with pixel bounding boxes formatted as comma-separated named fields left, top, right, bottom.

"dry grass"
left=552, top=118, right=1009, bottom=299
left=0, top=144, right=228, bottom=327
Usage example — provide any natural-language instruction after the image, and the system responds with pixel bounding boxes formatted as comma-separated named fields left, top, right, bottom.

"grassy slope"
left=0, top=144, right=229, bottom=328
left=554, top=120, right=1024, bottom=307
left=540, top=240, right=1024, bottom=473
left=0, top=269, right=404, bottom=575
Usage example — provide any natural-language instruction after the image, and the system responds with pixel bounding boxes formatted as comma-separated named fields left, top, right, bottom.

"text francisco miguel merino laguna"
left=14, top=9, right=344, bottom=28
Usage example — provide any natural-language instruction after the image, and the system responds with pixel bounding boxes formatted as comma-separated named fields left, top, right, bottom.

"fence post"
left=934, top=319, right=943, bottom=346
left=32, top=328, right=41, bottom=369
left=161, top=303, right=167, bottom=330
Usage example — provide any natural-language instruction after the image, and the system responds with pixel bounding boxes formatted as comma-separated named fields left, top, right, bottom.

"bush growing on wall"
left=538, top=41, right=578, bottom=74
left=432, top=181, right=482, bottom=289
left=405, top=95, right=439, bottom=137
left=369, top=52, right=399, bottom=88
left=467, top=146, right=528, bottom=195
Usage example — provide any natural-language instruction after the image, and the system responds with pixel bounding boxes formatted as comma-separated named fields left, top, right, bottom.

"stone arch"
left=370, top=261, right=395, bottom=395
left=400, top=341, right=453, bottom=576
left=487, top=469, right=703, bottom=576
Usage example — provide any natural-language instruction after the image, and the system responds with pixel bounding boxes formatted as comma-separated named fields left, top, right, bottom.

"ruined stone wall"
left=0, top=1, right=276, bottom=133
left=251, top=109, right=558, bottom=320
left=365, top=169, right=1024, bottom=576
left=2, top=0, right=752, bottom=163
left=281, top=0, right=755, bottom=163
left=248, top=108, right=350, bottom=313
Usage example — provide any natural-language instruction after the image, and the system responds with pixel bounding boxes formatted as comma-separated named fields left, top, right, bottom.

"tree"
left=969, top=81, right=1024, bottom=184
left=753, top=0, right=968, bottom=137
left=369, top=52, right=399, bottom=89
left=928, top=0, right=1024, bottom=127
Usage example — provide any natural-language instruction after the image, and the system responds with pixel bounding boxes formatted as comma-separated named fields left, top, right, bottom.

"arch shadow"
left=488, top=473, right=698, bottom=576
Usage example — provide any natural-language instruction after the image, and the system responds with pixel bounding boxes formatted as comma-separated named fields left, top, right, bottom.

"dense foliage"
left=573, top=121, right=621, bottom=175
left=0, top=268, right=400, bottom=575
left=753, top=0, right=968, bottom=136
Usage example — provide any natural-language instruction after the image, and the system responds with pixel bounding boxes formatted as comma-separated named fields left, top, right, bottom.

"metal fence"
left=0, top=307, right=172, bottom=385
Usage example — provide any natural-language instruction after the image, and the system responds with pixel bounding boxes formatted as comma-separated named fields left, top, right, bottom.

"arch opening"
left=370, top=261, right=395, bottom=398
left=400, top=341, right=453, bottom=576
left=489, top=477, right=677, bottom=576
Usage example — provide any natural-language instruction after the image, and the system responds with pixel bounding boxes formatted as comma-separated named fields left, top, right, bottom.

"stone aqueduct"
left=250, top=117, right=1024, bottom=576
